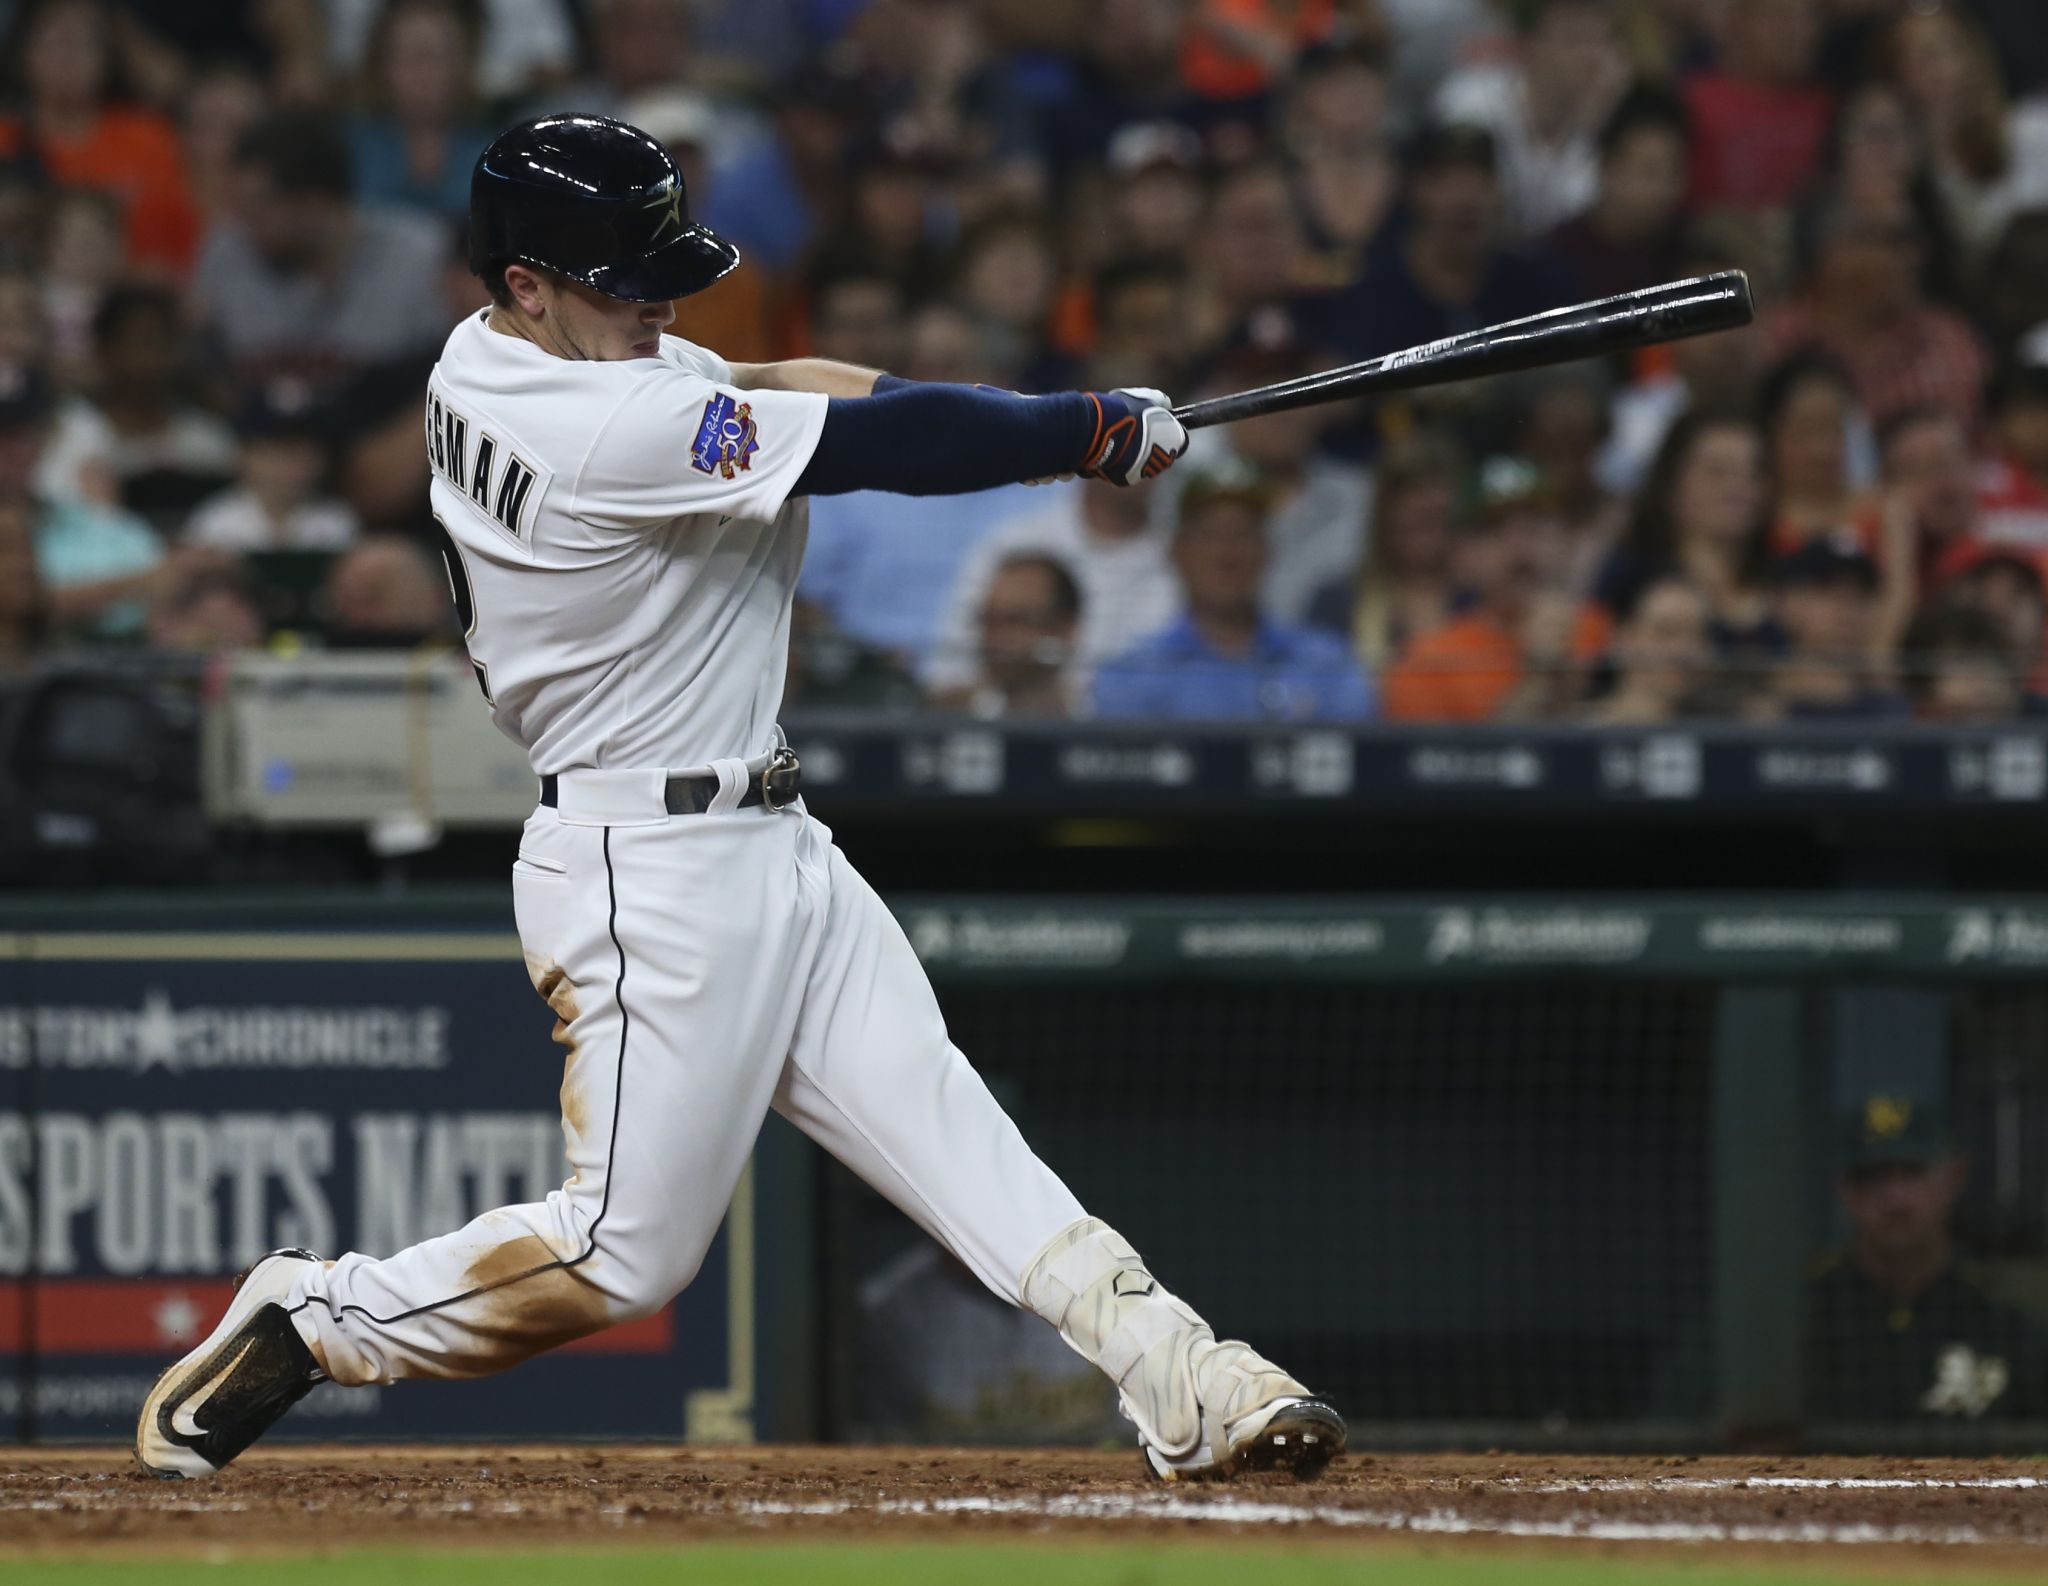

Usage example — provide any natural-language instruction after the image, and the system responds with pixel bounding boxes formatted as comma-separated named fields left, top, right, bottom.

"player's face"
left=1839, top=1158, right=1964, bottom=1265
left=535, top=273, right=676, bottom=362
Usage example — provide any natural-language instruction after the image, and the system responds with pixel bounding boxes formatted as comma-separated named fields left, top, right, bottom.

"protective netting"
left=841, top=979, right=1717, bottom=1442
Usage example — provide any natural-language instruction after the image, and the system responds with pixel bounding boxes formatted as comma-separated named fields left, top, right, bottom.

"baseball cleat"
left=135, top=1248, right=326, bottom=1479
left=1135, top=1339, right=1346, bottom=1482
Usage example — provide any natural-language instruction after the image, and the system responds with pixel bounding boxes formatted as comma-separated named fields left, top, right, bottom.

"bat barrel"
left=1171, top=271, right=1755, bottom=431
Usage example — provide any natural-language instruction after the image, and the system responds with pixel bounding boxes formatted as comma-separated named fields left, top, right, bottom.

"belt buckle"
left=762, top=746, right=801, bottom=812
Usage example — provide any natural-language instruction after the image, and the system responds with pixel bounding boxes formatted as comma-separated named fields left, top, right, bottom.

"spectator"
left=0, top=362, right=221, bottom=640
left=185, top=383, right=361, bottom=554
left=1596, top=410, right=1781, bottom=693
left=1179, top=0, right=1357, bottom=102
left=528, top=0, right=693, bottom=122
left=348, top=0, right=494, bottom=223
left=626, top=88, right=775, bottom=365
left=1383, top=457, right=1609, bottom=722
left=1942, top=548, right=2048, bottom=697
left=0, top=272, right=46, bottom=370
left=927, top=553, right=1084, bottom=719
left=1198, top=160, right=1311, bottom=340
left=1305, top=429, right=1462, bottom=671
left=1596, top=239, right=1766, bottom=495
left=1300, top=125, right=1570, bottom=381
left=1102, top=122, right=1207, bottom=263
left=0, top=0, right=198, bottom=273
left=804, top=263, right=908, bottom=375
left=925, top=480, right=1179, bottom=694
left=1512, top=368, right=1624, bottom=592
left=36, top=284, right=237, bottom=523
left=782, top=597, right=922, bottom=713
left=193, top=107, right=449, bottom=394
left=1885, top=1, right=2048, bottom=260
left=1180, top=342, right=1370, bottom=623
left=1768, top=200, right=1989, bottom=432
left=1280, top=40, right=1390, bottom=162
left=1033, top=0, right=1197, bottom=177
left=119, top=0, right=327, bottom=104
left=1808, top=1094, right=2048, bottom=1422
left=39, top=186, right=122, bottom=390
left=1901, top=597, right=2029, bottom=723
left=0, top=492, right=50, bottom=673
left=0, top=141, right=44, bottom=275
left=1082, top=259, right=1193, bottom=393
left=901, top=301, right=987, bottom=385
left=145, top=563, right=264, bottom=656
left=1433, top=0, right=1628, bottom=239
left=700, top=57, right=870, bottom=279
left=328, top=0, right=579, bottom=105
left=1883, top=407, right=1985, bottom=577
left=322, top=354, right=439, bottom=534
left=1977, top=361, right=2048, bottom=545
left=801, top=399, right=1043, bottom=665
left=829, top=126, right=952, bottom=300
left=954, top=209, right=1061, bottom=386
left=1816, top=80, right=1961, bottom=300
left=1682, top=0, right=1832, bottom=212
left=1579, top=575, right=1711, bottom=725
left=322, top=534, right=452, bottom=646
left=1092, top=465, right=1374, bottom=722
left=178, top=62, right=265, bottom=231
left=1543, top=87, right=1690, bottom=301
left=1759, top=353, right=1879, bottom=556
left=1282, top=46, right=1396, bottom=280
left=1761, top=535, right=1909, bottom=722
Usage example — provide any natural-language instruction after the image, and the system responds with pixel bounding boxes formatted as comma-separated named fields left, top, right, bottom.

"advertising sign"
left=0, top=936, right=753, bottom=1443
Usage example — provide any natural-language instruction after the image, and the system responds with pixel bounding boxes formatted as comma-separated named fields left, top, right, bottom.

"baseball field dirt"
left=2, top=1446, right=2044, bottom=1583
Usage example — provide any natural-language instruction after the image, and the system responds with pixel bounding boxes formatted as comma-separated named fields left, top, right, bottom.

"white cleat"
left=135, top=1248, right=326, bottom=1479
left=1135, top=1339, right=1347, bottom=1482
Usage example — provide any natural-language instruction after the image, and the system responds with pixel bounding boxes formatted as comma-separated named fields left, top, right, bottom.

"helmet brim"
left=572, top=224, right=740, bottom=303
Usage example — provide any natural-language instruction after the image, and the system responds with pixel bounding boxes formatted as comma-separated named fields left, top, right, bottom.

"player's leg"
left=771, top=821, right=1344, bottom=1480
left=138, top=807, right=812, bottom=1476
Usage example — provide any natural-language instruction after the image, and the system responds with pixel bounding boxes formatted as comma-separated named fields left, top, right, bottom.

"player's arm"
left=725, top=359, right=890, bottom=397
left=791, top=384, right=1187, bottom=498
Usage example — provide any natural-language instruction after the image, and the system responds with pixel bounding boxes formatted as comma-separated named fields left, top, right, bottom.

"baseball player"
left=137, top=114, right=1345, bottom=1483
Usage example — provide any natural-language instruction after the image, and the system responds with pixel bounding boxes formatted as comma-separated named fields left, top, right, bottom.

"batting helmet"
left=468, top=113, right=739, bottom=303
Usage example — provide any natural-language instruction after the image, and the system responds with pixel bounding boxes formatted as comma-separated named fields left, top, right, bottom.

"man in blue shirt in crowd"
left=1092, top=463, right=1376, bottom=721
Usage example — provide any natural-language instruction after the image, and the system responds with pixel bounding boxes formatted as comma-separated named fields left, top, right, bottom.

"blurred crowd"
left=10, top=0, right=2048, bottom=726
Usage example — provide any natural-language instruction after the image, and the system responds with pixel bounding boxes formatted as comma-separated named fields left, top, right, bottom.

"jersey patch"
left=690, top=392, right=759, bottom=480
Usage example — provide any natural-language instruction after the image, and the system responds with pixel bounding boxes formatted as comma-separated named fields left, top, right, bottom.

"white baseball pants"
left=283, top=766, right=1088, bottom=1385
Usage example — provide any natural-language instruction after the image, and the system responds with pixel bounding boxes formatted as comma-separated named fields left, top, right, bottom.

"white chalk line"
left=1510, top=1476, right=2046, bottom=1493
left=733, top=1491, right=2034, bottom=1547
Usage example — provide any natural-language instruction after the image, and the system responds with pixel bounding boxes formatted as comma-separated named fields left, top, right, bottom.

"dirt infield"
left=2, top=1446, right=2046, bottom=1565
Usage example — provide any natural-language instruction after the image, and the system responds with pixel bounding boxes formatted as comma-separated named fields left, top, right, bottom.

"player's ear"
left=501, top=263, right=552, bottom=319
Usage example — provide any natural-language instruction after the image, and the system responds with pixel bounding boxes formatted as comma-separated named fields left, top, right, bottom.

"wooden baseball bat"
left=1171, top=271, right=1755, bottom=430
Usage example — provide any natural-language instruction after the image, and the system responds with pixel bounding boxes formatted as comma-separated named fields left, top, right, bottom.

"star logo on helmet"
left=643, top=179, right=684, bottom=242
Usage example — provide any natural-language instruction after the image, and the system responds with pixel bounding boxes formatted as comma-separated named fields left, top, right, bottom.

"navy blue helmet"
left=468, top=113, right=739, bottom=303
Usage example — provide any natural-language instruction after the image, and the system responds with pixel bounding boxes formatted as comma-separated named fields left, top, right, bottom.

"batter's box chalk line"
left=729, top=1487, right=2043, bottom=1547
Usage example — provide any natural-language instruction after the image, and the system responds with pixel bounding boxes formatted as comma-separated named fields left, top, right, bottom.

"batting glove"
left=1079, top=387, right=1189, bottom=487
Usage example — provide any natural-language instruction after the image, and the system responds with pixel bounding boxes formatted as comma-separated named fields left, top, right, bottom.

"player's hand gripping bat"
left=1171, top=271, right=1755, bottom=431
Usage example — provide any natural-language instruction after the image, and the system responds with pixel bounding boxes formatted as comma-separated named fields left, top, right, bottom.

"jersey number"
left=432, top=513, right=494, bottom=704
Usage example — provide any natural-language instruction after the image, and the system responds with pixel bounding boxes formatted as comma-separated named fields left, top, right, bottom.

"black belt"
left=540, top=748, right=801, bottom=815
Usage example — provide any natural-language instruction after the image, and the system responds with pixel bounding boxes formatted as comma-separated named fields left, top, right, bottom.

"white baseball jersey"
left=423, top=310, right=829, bottom=774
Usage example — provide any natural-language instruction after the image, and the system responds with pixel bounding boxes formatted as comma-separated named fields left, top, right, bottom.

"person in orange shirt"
left=622, top=90, right=779, bottom=363
left=0, top=0, right=197, bottom=274
left=1384, top=458, right=1610, bottom=722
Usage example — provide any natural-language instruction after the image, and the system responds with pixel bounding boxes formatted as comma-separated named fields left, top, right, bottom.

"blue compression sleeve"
left=793, top=384, right=1095, bottom=498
